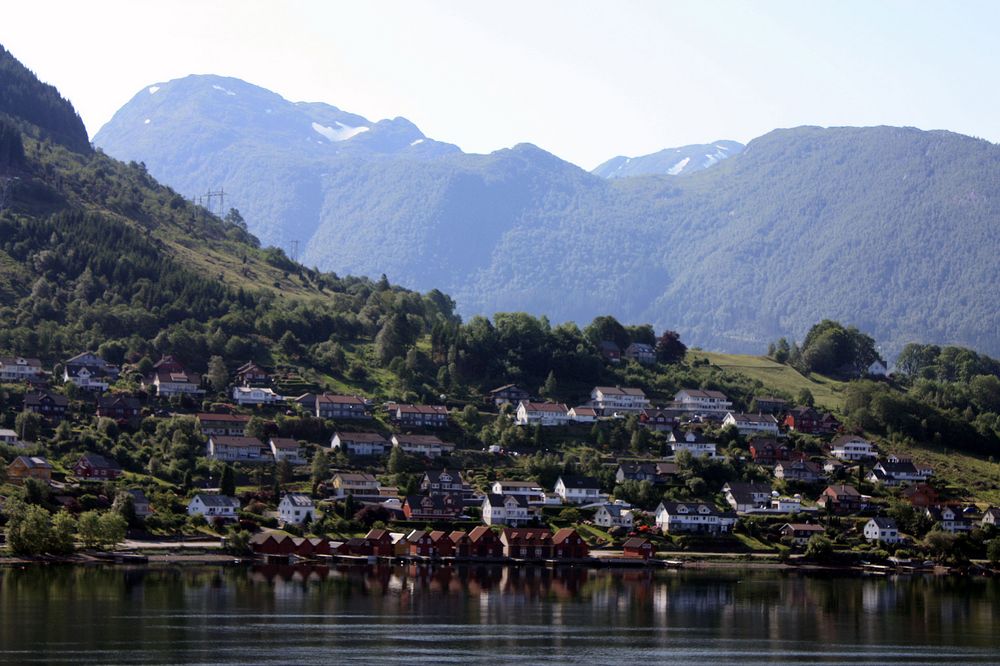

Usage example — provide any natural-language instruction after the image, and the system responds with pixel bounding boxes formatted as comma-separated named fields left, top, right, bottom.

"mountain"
left=95, top=77, right=1000, bottom=358
left=591, top=140, right=744, bottom=178
left=0, top=47, right=455, bottom=378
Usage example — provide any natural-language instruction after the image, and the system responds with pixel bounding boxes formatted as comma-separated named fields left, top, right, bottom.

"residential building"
left=817, top=484, right=864, bottom=514
left=783, top=406, right=820, bottom=434
left=622, top=537, right=655, bottom=559
left=0, top=356, right=43, bottom=383
left=501, top=527, right=554, bottom=559
left=552, top=528, right=589, bottom=559
left=753, top=396, right=787, bottom=414
left=864, top=517, right=901, bottom=544
left=750, top=438, right=805, bottom=465
left=234, top=361, right=271, bottom=387
left=554, top=475, right=603, bottom=504
left=402, top=494, right=463, bottom=520
left=73, top=452, right=122, bottom=480
left=901, top=483, right=939, bottom=508
left=668, top=430, right=717, bottom=458
left=723, top=412, right=779, bottom=436
left=207, top=435, right=270, bottom=463
left=269, top=438, right=306, bottom=465
left=594, top=503, right=633, bottom=529
left=450, top=530, right=472, bottom=558
left=831, top=435, right=877, bottom=461
left=639, top=408, right=676, bottom=431
left=655, top=501, right=736, bottom=534
left=771, top=496, right=803, bottom=513
left=316, top=394, right=371, bottom=420
left=568, top=406, right=598, bottom=423
left=63, top=352, right=119, bottom=391
left=674, top=389, right=733, bottom=415
left=981, top=507, right=1000, bottom=529
left=128, top=489, right=151, bottom=518
left=7, top=456, right=53, bottom=484
left=779, top=523, right=825, bottom=545
left=391, top=403, right=449, bottom=428
left=515, top=401, right=570, bottom=426
left=467, top=525, right=504, bottom=558
left=615, top=461, right=678, bottom=484
left=391, top=434, right=454, bottom=458
left=421, top=469, right=469, bottom=495
left=96, top=394, right=142, bottom=423
left=232, top=386, right=284, bottom=406
left=599, top=341, right=622, bottom=364
left=488, top=384, right=530, bottom=407
left=187, top=494, right=239, bottom=520
left=482, top=494, right=530, bottom=526
left=774, top=460, right=825, bottom=483
left=590, top=386, right=650, bottom=414
left=145, top=356, right=203, bottom=397
left=331, top=431, right=389, bottom=456
left=0, top=428, right=20, bottom=446
left=491, top=480, right=546, bottom=503
left=925, top=505, right=973, bottom=533
left=331, top=472, right=380, bottom=497
left=23, top=390, right=68, bottom=422
left=624, top=342, right=656, bottom=365
left=279, top=494, right=318, bottom=525
left=428, top=530, right=455, bottom=557
left=868, top=458, right=933, bottom=486
left=197, top=413, right=251, bottom=437
left=723, top=482, right=773, bottom=513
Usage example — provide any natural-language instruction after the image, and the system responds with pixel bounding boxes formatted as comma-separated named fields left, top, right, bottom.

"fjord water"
left=0, top=565, right=996, bottom=664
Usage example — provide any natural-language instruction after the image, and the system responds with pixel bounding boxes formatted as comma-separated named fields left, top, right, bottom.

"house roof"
left=197, top=413, right=251, bottom=423
left=558, top=474, right=601, bottom=489
left=334, top=431, right=389, bottom=443
left=269, top=438, right=300, bottom=450
left=625, top=343, right=655, bottom=353
left=489, top=384, right=527, bottom=395
left=210, top=436, right=265, bottom=448
left=622, top=537, right=651, bottom=549
left=594, top=386, right=646, bottom=397
left=12, top=455, right=52, bottom=469
left=782, top=523, right=825, bottom=532
left=78, top=452, right=121, bottom=471
left=393, top=434, right=449, bottom=446
left=484, top=493, right=529, bottom=508
left=0, top=428, right=19, bottom=438
left=657, top=501, right=723, bottom=516
left=24, top=391, right=69, bottom=407
left=424, top=469, right=464, bottom=484
left=599, top=341, right=621, bottom=353
left=467, top=525, right=496, bottom=542
left=825, top=484, right=861, bottom=497
left=0, top=356, right=42, bottom=367
left=395, top=404, right=448, bottom=415
left=520, top=401, right=569, bottom=413
left=334, top=472, right=378, bottom=483
left=494, top=479, right=542, bottom=488
left=676, top=389, right=728, bottom=400
left=726, top=412, right=778, bottom=424
left=869, top=517, right=897, bottom=529
left=98, top=394, right=141, bottom=409
left=191, top=494, right=239, bottom=508
left=831, top=435, right=871, bottom=446
left=317, top=394, right=367, bottom=405
left=877, top=460, right=920, bottom=475
left=551, top=527, right=581, bottom=544
left=282, top=493, right=314, bottom=507
left=570, top=406, right=598, bottom=416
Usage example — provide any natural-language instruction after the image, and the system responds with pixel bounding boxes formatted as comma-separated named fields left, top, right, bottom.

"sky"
left=3, top=0, right=999, bottom=169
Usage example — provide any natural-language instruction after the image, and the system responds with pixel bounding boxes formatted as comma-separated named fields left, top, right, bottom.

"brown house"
left=749, top=438, right=805, bottom=465
left=23, top=390, right=69, bottom=422
left=364, top=528, right=396, bottom=557
left=450, top=530, right=472, bottom=558
left=552, top=528, right=589, bottom=559
left=467, top=526, right=504, bottom=559
left=902, top=483, right=940, bottom=508
left=408, top=529, right=435, bottom=557
left=817, top=484, right=863, bottom=514
left=402, top=494, right=463, bottom=521
left=235, top=361, right=271, bottom=387
left=429, top=530, right=455, bottom=557
left=96, top=394, right=142, bottom=423
left=73, top=452, right=123, bottom=480
left=783, top=407, right=820, bottom=434
left=501, top=527, right=553, bottom=559
left=7, top=456, right=53, bottom=484
left=622, top=537, right=655, bottom=560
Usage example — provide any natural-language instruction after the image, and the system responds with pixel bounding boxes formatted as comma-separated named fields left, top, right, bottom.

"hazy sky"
left=3, top=0, right=998, bottom=168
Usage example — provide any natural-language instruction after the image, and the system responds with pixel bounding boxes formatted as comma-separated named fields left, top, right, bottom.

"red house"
left=408, top=529, right=435, bottom=557
left=749, top=438, right=806, bottom=465
left=338, top=537, right=373, bottom=556
left=251, top=533, right=297, bottom=556
left=73, top=452, right=123, bottom=480
left=364, top=528, right=395, bottom=557
left=450, top=530, right=471, bottom=558
left=402, top=494, right=463, bottom=521
left=622, top=537, right=654, bottom=560
left=902, top=483, right=939, bottom=508
left=552, top=528, right=589, bottom=559
left=467, top=526, right=504, bottom=559
left=783, top=407, right=820, bottom=434
left=501, top=527, right=554, bottom=559
left=429, top=530, right=455, bottom=557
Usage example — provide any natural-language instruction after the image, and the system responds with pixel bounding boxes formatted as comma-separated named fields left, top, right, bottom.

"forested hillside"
left=95, top=76, right=1000, bottom=358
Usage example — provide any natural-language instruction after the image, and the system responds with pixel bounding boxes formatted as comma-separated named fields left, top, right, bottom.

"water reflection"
left=0, top=564, right=996, bottom=664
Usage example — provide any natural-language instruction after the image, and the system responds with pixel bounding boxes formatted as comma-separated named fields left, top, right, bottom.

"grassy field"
left=690, top=351, right=848, bottom=411
left=885, top=439, right=1000, bottom=506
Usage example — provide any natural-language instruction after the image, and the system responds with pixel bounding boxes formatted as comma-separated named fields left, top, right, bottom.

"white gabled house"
left=668, top=430, right=717, bottom=458
left=269, top=438, right=306, bottom=465
left=867, top=457, right=933, bottom=486
left=594, top=503, right=634, bottom=529
left=864, top=517, right=901, bottom=544
left=589, top=386, right=650, bottom=414
left=554, top=475, right=604, bottom=504
left=831, top=435, right=877, bottom=461
left=655, top=501, right=735, bottom=534
left=482, top=494, right=530, bottom=526
left=279, top=493, right=318, bottom=525
left=330, top=431, right=389, bottom=456
left=722, top=412, right=779, bottom=436
left=187, top=494, right=240, bottom=520
left=673, top=389, right=732, bottom=415
left=515, top=401, right=571, bottom=426
left=232, top=386, right=284, bottom=405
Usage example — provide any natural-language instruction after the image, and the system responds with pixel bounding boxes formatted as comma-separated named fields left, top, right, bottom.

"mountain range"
left=93, top=75, right=1000, bottom=358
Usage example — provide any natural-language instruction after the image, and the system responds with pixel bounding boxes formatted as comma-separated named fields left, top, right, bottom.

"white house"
left=207, top=436, right=270, bottom=463
left=722, top=482, right=773, bottom=513
left=187, top=494, right=239, bottom=520
left=279, top=493, right=318, bottom=525
left=673, top=389, right=732, bottom=415
left=331, top=431, right=389, bottom=456
left=589, top=386, right=651, bottom=414
left=568, top=406, right=598, bottom=423
left=232, top=386, right=284, bottom=406
left=669, top=431, right=717, bottom=458
left=331, top=472, right=381, bottom=497
left=515, top=401, right=571, bottom=426
left=0, top=428, right=22, bottom=447
left=867, top=360, right=889, bottom=377
left=482, top=494, right=530, bottom=526
left=868, top=457, right=933, bottom=486
left=771, top=496, right=803, bottom=513
left=391, top=434, right=455, bottom=458
left=0, top=356, right=43, bottom=383
left=864, top=517, right=901, bottom=544
left=269, top=438, right=306, bottom=465
left=831, top=435, right=877, bottom=461
left=594, top=503, right=634, bottom=529
left=655, top=501, right=735, bottom=534
left=722, top=412, right=779, bottom=436
left=554, top=475, right=604, bottom=504
left=491, top=480, right=546, bottom=503
left=926, top=505, right=972, bottom=533
left=63, top=365, right=111, bottom=392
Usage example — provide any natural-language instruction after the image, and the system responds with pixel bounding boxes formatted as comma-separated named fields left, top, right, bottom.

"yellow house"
left=7, top=456, right=53, bottom=484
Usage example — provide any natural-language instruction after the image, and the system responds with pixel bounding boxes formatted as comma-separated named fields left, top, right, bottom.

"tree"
left=223, top=525, right=252, bottom=555
left=583, top=315, right=630, bottom=350
left=386, top=446, right=403, bottom=475
left=50, top=511, right=77, bottom=554
left=15, top=411, right=43, bottom=442
left=220, top=464, right=236, bottom=497
left=5, top=501, right=54, bottom=555
left=797, top=388, right=815, bottom=407
left=987, top=538, right=1000, bottom=565
left=112, top=491, right=138, bottom=527
left=77, top=510, right=103, bottom=549
left=655, top=330, right=687, bottom=364
left=276, top=458, right=294, bottom=487
left=311, top=449, right=330, bottom=486
left=98, top=512, right=128, bottom=549
left=245, top=416, right=269, bottom=442
left=539, top=371, right=558, bottom=399
left=207, top=355, right=229, bottom=393
left=805, top=534, right=833, bottom=560
left=224, top=208, right=247, bottom=231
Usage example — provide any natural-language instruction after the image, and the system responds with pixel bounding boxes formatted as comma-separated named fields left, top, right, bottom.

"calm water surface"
left=0, top=563, right=996, bottom=664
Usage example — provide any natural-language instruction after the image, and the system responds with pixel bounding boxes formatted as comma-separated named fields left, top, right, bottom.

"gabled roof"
left=484, top=493, right=528, bottom=508
left=594, top=386, right=646, bottom=397
left=394, top=403, right=448, bottom=415
left=869, top=516, right=898, bottom=529
left=824, top=484, right=861, bottom=497
left=210, top=435, right=265, bottom=448
left=0, top=356, right=42, bottom=367
left=281, top=493, right=314, bottom=507
left=24, top=390, right=69, bottom=407
left=656, top=501, right=723, bottom=516
left=489, top=384, right=528, bottom=395
left=334, top=431, right=389, bottom=443
left=676, top=388, right=728, bottom=400
left=622, top=537, right=651, bottom=549
left=726, top=412, right=778, bottom=424
left=467, top=525, right=497, bottom=542
left=558, top=474, right=601, bottom=489
left=12, top=455, right=52, bottom=469
left=197, top=412, right=251, bottom=423
left=77, top=452, right=121, bottom=471
left=393, top=434, right=448, bottom=446
left=269, top=437, right=301, bottom=450
left=317, top=394, right=367, bottom=405
left=424, top=468, right=464, bottom=484
left=191, top=494, right=239, bottom=508
left=333, top=471, right=378, bottom=483
left=97, top=394, right=141, bottom=409
left=519, top=401, right=569, bottom=413
left=551, top=527, right=581, bottom=544
left=782, top=523, right=825, bottom=532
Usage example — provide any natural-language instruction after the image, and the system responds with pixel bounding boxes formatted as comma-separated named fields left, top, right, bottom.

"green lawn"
left=691, top=351, right=848, bottom=410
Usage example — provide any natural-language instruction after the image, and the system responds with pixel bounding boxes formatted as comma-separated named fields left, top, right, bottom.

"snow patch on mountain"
left=148, top=86, right=160, bottom=95
left=666, top=157, right=690, bottom=175
left=311, top=121, right=370, bottom=142
left=212, top=84, right=237, bottom=96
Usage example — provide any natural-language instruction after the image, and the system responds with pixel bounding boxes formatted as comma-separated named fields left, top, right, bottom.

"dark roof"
left=484, top=493, right=528, bottom=508
left=869, top=517, right=898, bottom=529
left=24, top=390, right=68, bottom=407
left=210, top=436, right=265, bottom=448
left=599, top=341, right=621, bottom=353
left=197, top=413, right=251, bottom=423
left=519, top=401, right=569, bottom=412
left=657, top=501, right=723, bottom=516
left=98, top=394, right=140, bottom=409
left=12, top=455, right=52, bottom=469
left=558, top=475, right=601, bottom=489
left=78, top=452, right=121, bottom=471
left=282, top=493, right=314, bottom=507
left=191, top=494, right=239, bottom=508
left=395, top=404, right=448, bottom=415
left=334, top=431, right=388, bottom=443
left=317, top=394, right=367, bottom=405
left=622, top=537, right=651, bottom=549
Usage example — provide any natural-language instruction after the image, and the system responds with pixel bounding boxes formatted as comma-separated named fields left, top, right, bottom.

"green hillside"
left=691, top=351, right=847, bottom=410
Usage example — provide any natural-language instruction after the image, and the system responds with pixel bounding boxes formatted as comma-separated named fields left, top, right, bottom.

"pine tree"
left=220, top=465, right=236, bottom=497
